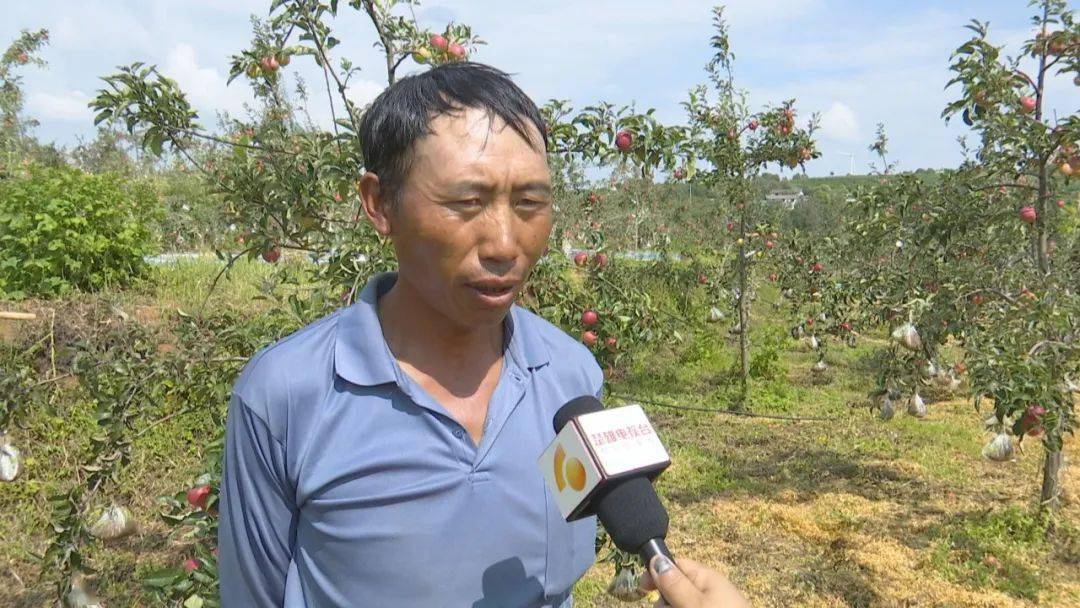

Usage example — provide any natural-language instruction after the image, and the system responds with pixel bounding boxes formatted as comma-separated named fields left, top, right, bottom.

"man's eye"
left=518, top=199, right=548, bottom=209
left=451, top=199, right=481, bottom=209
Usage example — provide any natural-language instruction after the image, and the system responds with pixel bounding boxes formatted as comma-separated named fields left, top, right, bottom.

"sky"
left=3, top=0, right=1078, bottom=177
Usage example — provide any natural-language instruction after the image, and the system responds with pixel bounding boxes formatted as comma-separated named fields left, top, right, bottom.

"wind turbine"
left=838, top=152, right=855, bottom=175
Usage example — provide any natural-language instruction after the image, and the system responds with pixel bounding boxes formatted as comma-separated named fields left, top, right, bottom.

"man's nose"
left=477, top=203, right=518, bottom=271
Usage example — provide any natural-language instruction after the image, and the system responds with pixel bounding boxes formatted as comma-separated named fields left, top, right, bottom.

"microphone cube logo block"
left=539, top=422, right=602, bottom=520
left=576, top=405, right=670, bottom=477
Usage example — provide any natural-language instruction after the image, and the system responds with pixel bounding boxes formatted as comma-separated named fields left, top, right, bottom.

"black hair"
left=359, top=62, right=548, bottom=205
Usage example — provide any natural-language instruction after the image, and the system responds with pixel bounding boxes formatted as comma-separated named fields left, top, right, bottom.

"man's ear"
left=358, top=172, right=393, bottom=236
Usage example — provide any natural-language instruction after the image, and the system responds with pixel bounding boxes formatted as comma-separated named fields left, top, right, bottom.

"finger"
left=639, top=569, right=656, bottom=592
left=650, top=555, right=705, bottom=608
left=670, top=557, right=715, bottom=592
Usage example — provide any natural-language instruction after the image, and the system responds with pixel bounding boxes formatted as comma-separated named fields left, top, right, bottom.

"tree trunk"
left=736, top=204, right=750, bottom=408
left=1033, top=6, right=1060, bottom=519
left=1033, top=18, right=1050, bottom=274
left=1040, top=446, right=1062, bottom=514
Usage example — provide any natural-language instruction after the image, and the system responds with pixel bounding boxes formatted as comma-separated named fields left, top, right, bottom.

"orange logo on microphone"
left=553, top=444, right=587, bottom=492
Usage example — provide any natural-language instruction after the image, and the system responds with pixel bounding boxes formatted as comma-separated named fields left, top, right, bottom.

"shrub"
left=0, top=165, right=157, bottom=298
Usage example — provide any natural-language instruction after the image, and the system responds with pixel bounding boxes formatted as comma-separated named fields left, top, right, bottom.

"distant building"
left=765, top=189, right=805, bottom=209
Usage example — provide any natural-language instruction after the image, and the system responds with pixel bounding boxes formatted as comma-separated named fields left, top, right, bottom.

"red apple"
left=333, top=192, right=342, bottom=202
left=1057, top=199, right=1065, bottom=209
left=748, top=119, right=759, bottom=131
left=768, top=273, right=778, bottom=282
left=970, top=294, right=984, bottom=306
left=811, top=262, right=824, bottom=273
left=953, top=361, right=966, bottom=374
left=1061, top=162, right=1075, bottom=176
left=187, top=485, right=212, bottom=510
left=1048, top=36, right=1067, bottom=55
left=573, top=252, right=588, bottom=267
left=1019, top=96, right=1036, bottom=114
left=430, top=34, right=449, bottom=51
left=581, top=310, right=599, bottom=327
left=16, top=52, right=28, bottom=63
left=840, top=321, right=852, bottom=332
left=587, top=193, right=598, bottom=204
left=1019, top=205, right=1037, bottom=224
left=615, top=130, right=633, bottom=151
left=1020, top=404, right=1046, bottom=436
left=698, top=274, right=708, bottom=285
left=582, top=331, right=598, bottom=347
left=262, top=247, right=281, bottom=263
left=594, top=253, right=608, bottom=268
left=673, top=168, right=685, bottom=180
left=765, top=240, right=775, bottom=249
left=448, top=43, right=466, bottom=59
left=726, top=222, right=735, bottom=232
left=605, top=336, right=618, bottom=350
left=183, top=559, right=199, bottom=573
left=260, top=56, right=279, bottom=72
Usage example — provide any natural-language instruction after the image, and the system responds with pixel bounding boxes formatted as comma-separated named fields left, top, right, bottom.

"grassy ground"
left=2, top=259, right=1078, bottom=607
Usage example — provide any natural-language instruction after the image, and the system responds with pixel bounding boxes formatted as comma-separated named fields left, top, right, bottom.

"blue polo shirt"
left=218, top=271, right=602, bottom=607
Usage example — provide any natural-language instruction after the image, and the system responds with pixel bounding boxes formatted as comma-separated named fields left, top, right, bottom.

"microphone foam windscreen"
left=552, top=395, right=604, bottom=433
left=593, top=475, right=670, bottom=554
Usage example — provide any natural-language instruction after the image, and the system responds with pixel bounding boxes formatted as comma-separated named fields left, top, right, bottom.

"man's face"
left=385, top=107, right=553, bottom=329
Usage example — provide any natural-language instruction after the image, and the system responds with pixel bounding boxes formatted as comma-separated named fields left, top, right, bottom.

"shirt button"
left=453, top=428, right=464, bottom=439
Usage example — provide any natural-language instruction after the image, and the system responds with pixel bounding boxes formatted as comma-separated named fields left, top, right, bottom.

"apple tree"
left=682, top=7, right=819, bottom=406
left=941, top=0, right=1079, bottom=514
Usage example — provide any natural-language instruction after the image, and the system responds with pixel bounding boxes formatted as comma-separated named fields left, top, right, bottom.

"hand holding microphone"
left=541, top=396, right=750, bottom=607
left=640, top=556, right=750, bottom=608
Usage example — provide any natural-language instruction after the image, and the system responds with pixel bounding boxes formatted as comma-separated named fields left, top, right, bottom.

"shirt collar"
left=334, top=272, right=550, bottom=388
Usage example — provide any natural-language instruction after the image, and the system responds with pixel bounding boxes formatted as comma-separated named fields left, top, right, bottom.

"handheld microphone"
left=541, top=396, right=674, bottom=568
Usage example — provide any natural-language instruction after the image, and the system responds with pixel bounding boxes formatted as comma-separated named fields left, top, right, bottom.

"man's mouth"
left=467, top=281, right=516, bottom=296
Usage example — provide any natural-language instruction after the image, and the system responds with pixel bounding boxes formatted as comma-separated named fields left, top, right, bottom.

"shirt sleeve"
left=218, top=393, right=296, bottom=607
left=590, top=360, right=605, bottom=401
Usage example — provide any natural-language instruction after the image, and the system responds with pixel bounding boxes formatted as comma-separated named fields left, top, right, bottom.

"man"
left=218, top=62, right=601, bottom=607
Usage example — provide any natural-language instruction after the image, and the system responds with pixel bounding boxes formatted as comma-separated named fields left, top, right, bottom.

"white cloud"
left=345, top=79, right=386, bottom=109
left=50, top=1, right=154, bottom=52
left=27, top=90, right=94, bottom=121
left=162, top=43, right=252, bottom=119
left=818, top=101, right=859, bottom=142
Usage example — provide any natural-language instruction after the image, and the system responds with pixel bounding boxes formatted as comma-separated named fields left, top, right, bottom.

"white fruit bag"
left=982, top=432, right=1014, bottom=462
left=67, top=573, right=103, bottom=608
left=1, top=434, right=20, bottom=482
left=812, top=359, right=829, bottom=374
left=606, top=567, right=647, bottom=602
left=878, top=394, right=896, bottom=421
left=891, top=323, right=922, bottom=351
left=707, top=306, right=724, bottom=323
left=89, top=504, right=137, bottom=540
left=906, top=393, right=927, bottom=418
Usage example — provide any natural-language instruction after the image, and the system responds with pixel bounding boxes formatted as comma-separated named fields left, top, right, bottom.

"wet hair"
left=359, top=62, right=548, bottom=206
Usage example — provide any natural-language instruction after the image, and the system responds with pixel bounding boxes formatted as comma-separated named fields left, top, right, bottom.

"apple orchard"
left=0, top=0, right=1079, bottom=606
